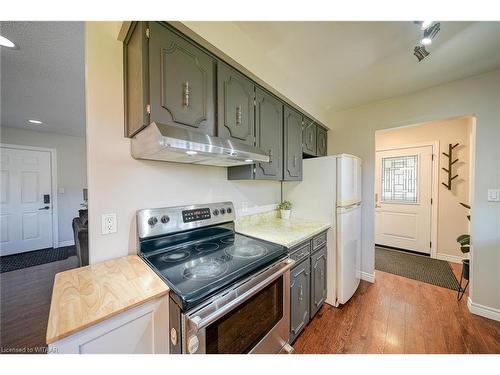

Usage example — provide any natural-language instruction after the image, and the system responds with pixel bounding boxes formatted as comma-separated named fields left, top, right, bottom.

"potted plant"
left=278, top=200, right=292, bottom=220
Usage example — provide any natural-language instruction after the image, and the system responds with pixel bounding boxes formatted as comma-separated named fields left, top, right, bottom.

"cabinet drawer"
left=290, top=242, right=311, bottom=263
left=312, top=232, right=327, bottom=251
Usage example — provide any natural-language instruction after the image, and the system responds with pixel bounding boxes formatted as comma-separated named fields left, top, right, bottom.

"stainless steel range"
left=137, top=202, right=294, bottom=354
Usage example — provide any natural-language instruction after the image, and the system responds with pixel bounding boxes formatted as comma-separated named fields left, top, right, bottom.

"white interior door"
left=1, top=146, right=54, bottom=256
left=375, top=145, right=433, bottom=254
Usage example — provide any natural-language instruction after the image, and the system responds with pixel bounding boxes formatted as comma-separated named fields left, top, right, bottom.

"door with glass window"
left=375, top=146, right=433, bottom=254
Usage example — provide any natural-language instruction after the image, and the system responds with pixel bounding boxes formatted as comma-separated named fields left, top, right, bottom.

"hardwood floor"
left=0, top=254, right=79, bottom=353
left=293, top=265, right=500, bottom=354
left=2, top=254, right=498, bottom=354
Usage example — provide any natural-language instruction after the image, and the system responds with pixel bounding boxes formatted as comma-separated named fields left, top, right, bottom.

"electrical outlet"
left=487, top=189, right=500, bottom=202
left=101, top=213, right=117, bottom=234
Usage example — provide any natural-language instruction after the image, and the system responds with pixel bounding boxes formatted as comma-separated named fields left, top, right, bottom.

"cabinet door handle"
left=183, top=81, right=190, bottom=107
left=298, top=285, right=303, bottom=302
left=320, top=269, right=324, bottom=280
left=236, top=105, right=242, bottom=125
left=268, top=149, right=273, bottom=164
left=293, top=156, right=297, bottom=168
left=309, top=133, right=313, bottom=143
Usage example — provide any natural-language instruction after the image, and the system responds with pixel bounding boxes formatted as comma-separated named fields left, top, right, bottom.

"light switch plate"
left=102, top=213, right=117, bottom=234
left=487, top=189, right=500, bottom=202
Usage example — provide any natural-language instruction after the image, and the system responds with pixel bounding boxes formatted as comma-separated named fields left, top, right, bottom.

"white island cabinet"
left=48, top=296, right=169, bottom=354
left=46, top=255, right=170, bottom=354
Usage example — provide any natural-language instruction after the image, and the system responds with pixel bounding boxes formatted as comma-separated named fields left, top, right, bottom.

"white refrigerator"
left=283, top=154, right=362, bottom=306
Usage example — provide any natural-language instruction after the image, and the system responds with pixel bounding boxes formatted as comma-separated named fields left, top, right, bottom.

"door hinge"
left=145, top=27, right=150, bottom=39
left=146, top=104, right=151, bottom=115
left=430, top=241, right=432, bottom=248
left=430, top=198, right=433, bottom=205
left=432, top=154, right=434, bottom=161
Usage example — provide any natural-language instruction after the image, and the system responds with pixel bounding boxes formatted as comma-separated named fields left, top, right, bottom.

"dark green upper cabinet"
left=303, top=117, right=317, bottom=157
left=123, top=22, right=328, bottom=168
left=316, top=126, right=327, bottom=156
left=148, top=22, right=216, bottom=135
left=123, top=22, right=149, bottom=137
left=283, top=105, right=303, bottom=181
left=255, top=88, right=283, bottom=180
left=217, top=63, right=255, bottom=145
left=227, top=88, right=283, bottom=180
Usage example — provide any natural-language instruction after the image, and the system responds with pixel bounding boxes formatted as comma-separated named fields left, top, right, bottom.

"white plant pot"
left=280, top=209, right=291, bottom=220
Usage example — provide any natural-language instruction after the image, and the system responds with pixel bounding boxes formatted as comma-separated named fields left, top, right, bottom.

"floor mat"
left=0, top=246, right=75, bottom=273
left=375, top=246, right=460, bottom=290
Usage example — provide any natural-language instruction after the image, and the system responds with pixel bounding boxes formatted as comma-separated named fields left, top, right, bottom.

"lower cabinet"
left=48, top=296, right=169, bottom=354
left=290, top=258, right=310, bottom=343
left=289, top=231, right=328, bottom=343
left=310, top=246, right=327, bottom=318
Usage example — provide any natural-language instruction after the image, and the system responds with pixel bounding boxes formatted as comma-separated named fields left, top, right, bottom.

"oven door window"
left=205, top=276, right=284, bottom=354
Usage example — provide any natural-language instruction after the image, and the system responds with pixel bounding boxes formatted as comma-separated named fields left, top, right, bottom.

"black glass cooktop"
left=140, top=225, right=287, bottom=311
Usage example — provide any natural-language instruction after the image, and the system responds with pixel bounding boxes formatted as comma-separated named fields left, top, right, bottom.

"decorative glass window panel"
left=381, top=155, right=418, bottom=203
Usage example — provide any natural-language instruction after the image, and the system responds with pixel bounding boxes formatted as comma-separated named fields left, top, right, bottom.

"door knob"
left=38, top=206, right=50, bottom=210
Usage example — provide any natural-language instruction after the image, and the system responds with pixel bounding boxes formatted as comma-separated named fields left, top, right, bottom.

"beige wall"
left=1, top=126, right=87, bottom=244
left=328, top=69, right=500, bottom=314
left=85, top=22, right=280, bottom=263
left=375, top=117, right=473, bottom=261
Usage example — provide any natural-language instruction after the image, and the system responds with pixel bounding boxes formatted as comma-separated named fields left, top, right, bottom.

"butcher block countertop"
left=236, top=211, right=331, bottom=248
left=46, top=255, right=169, bottom=344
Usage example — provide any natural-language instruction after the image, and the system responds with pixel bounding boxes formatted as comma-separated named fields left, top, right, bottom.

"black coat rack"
left=442, top=143, right=459, bottom=190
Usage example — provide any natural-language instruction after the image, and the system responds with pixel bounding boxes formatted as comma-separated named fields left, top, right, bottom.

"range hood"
left=131, top=122, right=270, bottom=167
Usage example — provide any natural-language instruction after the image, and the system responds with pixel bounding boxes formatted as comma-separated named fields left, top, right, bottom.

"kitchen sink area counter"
left=235, top=210, right=331, bottom=248
left=46, top=255, right=169, bottom=347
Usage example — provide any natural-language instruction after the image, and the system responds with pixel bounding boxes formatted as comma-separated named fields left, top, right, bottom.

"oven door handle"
left=187, top=258, right=295, bottom=332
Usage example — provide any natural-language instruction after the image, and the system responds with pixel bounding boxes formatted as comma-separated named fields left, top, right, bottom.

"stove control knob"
left=170, top=328, right=178, bottom=346
left=213, top=209, right=219, bottom=216
left=220, top=208, right=226, bottom=215
left=187, top=335, right=200, bottom=354
left=226, top=207, right=232, bottom=214
left=160, top=215, right=170, bottom=224
left=148, top=216, right=158, bottom=226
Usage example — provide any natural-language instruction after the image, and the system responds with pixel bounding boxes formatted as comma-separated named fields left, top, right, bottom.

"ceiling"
left=185, top=21, right=500, bottom=122
left=0, top=21, right=85, bottom=137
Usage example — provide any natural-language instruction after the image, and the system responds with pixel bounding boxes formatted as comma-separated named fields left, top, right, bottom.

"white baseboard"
left=468, top=297, right=500, bottom=322
left=436, top=253, right=464, bottom=264
left=58, top=240, right=75, bottom=247
left=360, top=271, right=375, bottom=283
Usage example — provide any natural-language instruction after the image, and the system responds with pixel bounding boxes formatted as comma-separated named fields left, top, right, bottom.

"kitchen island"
left=46, top=255, right=169, bottom=353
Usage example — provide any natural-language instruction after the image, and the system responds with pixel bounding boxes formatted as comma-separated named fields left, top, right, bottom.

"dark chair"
left=72, top=209, right=89, bottom=266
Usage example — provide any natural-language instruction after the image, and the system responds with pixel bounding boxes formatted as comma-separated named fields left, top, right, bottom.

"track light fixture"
left=414, top=45, right=430, bottom=62
left=413, top=21, right=441, bottom=62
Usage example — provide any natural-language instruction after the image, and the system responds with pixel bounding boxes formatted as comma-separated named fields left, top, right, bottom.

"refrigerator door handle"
left=339, top=202, right=361, bottom=209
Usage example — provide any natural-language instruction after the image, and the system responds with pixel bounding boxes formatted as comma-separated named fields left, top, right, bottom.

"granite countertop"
left=46, top=255, right=169, bottom=344
left=236, top=210, right=331, bottom=248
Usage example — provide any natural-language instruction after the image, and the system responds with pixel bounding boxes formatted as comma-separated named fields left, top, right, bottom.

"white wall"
left=1, top=126, right=87, bottom=245
left=85, top=22, right=280, bottom=264
left=328, top=69, right=500, bottom=314
left=375, top=116, right=473, bottom=261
